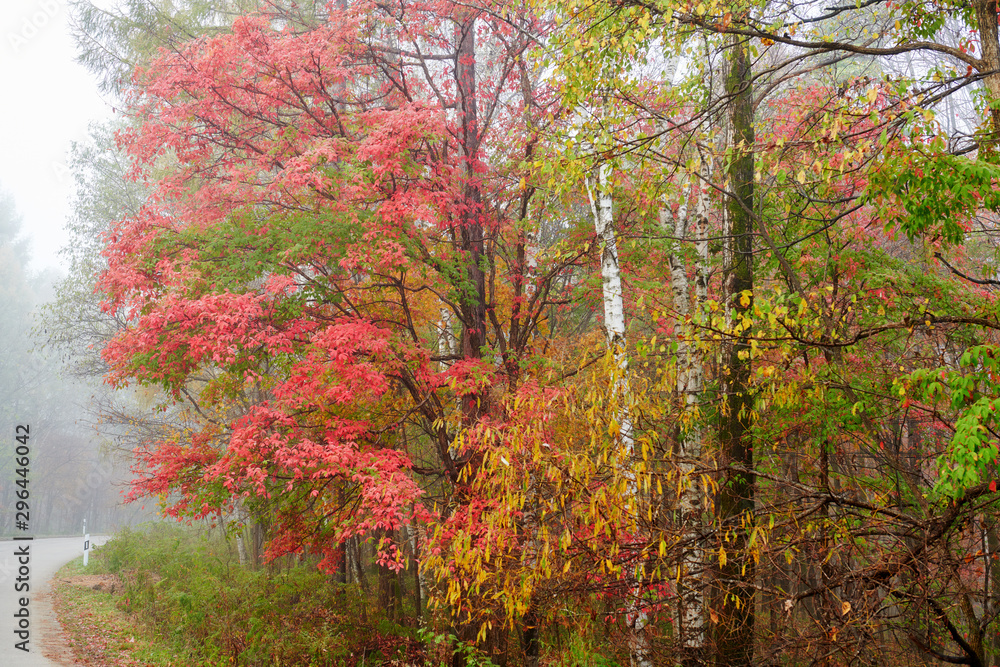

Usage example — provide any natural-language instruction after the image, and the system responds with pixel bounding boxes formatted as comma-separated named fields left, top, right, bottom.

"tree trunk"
left=455, top=11, right=487, bottom=391
left=352, top=536, right=369, bottom=595
left=587, top=163, right=651, bottom=667
left=522, top=603, right=540, bottom=667
left=236, top=535, right=247, bottom=567
left=973, top=0, right=1000, bottom=135
left=714, top=32, right=755, bottom=667
left=448, top=10, right=501, bottom=665
left=406, top=523, right=425, bottom=622
left=986, top=522, right=1000, bottom=666
left=665, top=170, right=709, bottom=665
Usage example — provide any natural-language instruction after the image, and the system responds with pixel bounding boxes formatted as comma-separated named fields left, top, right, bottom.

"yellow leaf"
left=841, top=600, right=851, bottom=615
left=719, top=546, right=727, bottom=566
left=796, top=169, right=806, bottom=184
left=866, top=87, right=878, bottom=103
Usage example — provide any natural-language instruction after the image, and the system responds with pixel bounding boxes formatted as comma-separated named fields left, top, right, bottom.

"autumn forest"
left=38, top=0, right=1000, bottom=664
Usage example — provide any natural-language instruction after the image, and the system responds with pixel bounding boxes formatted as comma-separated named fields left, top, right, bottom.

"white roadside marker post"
left=83, top=520, right=90, bottom=567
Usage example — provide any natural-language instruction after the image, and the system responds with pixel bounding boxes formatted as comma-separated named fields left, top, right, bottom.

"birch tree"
left=587, top=163, right=652, bottom=667
left=662, top=166, right=710, bottom=664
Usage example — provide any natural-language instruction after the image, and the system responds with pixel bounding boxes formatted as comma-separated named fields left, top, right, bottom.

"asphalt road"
left=0, top=536, right=107, bottom=666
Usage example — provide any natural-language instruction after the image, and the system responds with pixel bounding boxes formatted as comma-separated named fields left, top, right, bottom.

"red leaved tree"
left=98, top=0, right=582, bottom=656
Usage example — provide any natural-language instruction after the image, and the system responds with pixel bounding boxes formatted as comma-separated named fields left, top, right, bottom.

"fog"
left=0, top=0, right=113, bottom=275
left=0, top=1, right=148, bottom=536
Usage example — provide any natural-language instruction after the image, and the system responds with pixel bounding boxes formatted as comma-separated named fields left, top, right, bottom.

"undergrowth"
left=52, top=557, right=173, bottom=666
left=71, top=524, right=423, bottom=666
left=55, top=524, right=621, bottom=666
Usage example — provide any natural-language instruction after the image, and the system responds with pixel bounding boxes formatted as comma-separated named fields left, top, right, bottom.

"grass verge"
left=51, top=525, right=619, bottom=666
left=51, top=556, right=177, bottom=666
left=52, top=524, right=426, bottom=666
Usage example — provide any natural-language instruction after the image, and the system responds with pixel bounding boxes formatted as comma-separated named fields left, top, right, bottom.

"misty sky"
left=0, top=1, right=113, bottom=275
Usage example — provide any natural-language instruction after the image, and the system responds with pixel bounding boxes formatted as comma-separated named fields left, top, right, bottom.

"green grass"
left=53, top=524, right=621, bottom=666
left=51, top=556, right=179, bottom=666
left=54, top=524, right=424, bottom=666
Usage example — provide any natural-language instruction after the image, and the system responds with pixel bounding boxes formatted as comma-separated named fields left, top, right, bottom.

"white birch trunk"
left=236, top=535, right=247, bottom=567
left=586, top=163, right=652, bottom=667
left=231, top=499, right=249, bottom=567
left=438, top=308, right=456, bottom=365
left=663, top=170, right=710, bottom=664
